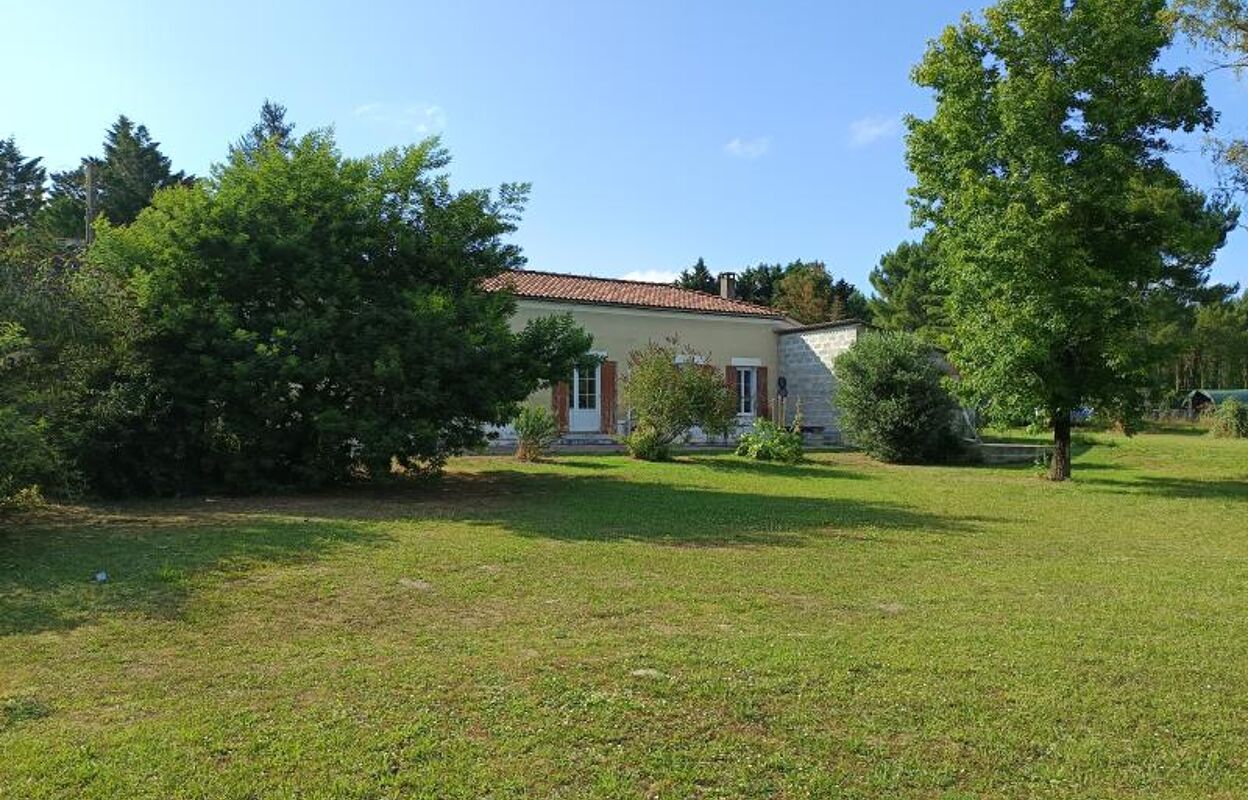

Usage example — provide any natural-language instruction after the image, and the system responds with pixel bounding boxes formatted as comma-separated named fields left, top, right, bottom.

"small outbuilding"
left=1185, top=389, right=1248, bottom=416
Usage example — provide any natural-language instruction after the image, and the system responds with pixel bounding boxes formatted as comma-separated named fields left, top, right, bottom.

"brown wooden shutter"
left=599, top=360, right=617, bottom=434
left=552, top=382, right=570, bottom=432
left=725, top=365, right=738, bottom=400
left=757, top=366, right=770, bottom=421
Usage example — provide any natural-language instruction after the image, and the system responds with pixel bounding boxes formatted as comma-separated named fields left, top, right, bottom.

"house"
left=483, top=269, right=868, bottom=444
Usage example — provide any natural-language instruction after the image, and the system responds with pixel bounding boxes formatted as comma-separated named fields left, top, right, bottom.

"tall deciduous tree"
left=91, top=131, right=591, bottom=493
left=868, top=237, right=950, bottom=345
left=772, top=261, right=836, bottom=324
left=907, top=0, right=1236, bottom=480
left=0, top=138, right=46, bottom=232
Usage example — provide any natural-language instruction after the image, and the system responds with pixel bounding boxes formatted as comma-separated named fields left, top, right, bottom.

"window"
left=569, top=366, right=597, bottom=410
left=736, top=367, right=755, bottom=415
left=578, top=368, right=597, bottom=410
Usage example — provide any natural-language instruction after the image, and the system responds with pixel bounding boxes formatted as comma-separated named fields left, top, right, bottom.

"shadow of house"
left=440, top=470, right=989, bottom=546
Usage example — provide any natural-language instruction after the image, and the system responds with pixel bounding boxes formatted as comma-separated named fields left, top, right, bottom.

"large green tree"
left=868, top=236, right=950, bottom=345
left=91, top=131, right=591, bottom=494
left=907, top=0, right=1236, bottom=480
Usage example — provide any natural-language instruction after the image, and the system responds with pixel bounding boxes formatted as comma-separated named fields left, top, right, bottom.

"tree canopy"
left=0, top=138, right=46, bottom=233
left=673, top=257, right=716, bottom=293
left=771, top=261, right=869, bottom=324
left=868, top=237, right=950, bottom=346
left=907, top=0, right=1236, bottom=479
left=88, top=131, right=590, bottom=493
left=38, top=115, right=186, bottom=240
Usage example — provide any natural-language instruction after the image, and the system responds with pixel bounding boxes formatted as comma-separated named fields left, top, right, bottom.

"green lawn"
left=2, top=433, right=1247, bottom=798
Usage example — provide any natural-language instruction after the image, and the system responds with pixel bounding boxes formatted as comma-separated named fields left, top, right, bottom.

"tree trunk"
left=1049, top=411, right=1072, bottom=481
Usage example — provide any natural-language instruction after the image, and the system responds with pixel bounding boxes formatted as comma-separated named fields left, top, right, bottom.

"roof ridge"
left=505, top=268, right=778, bottom=313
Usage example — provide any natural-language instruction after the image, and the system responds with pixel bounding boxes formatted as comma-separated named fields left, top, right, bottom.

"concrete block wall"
left=777, top=324, right=865, bottom=439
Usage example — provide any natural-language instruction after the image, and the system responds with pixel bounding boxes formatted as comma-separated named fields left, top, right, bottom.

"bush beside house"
left=622, top=341, right=735, bottom=461
left=834, top=330, right=962, bottom=464
left=736, top=419, right=803, bottom=463
left=513, top=406, right=559, bottom=461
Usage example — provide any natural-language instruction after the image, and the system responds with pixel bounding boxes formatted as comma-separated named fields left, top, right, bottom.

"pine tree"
left=868, top=237, right=949, bottom=344
left=0, top=137, right=46, bottom=232
left=232, top=99, right=296, bottom=158
left=98, top=115, right=186, bottom=225
left=736, top=263, right=784, bottom=304
left=673, top=257, right=716, bottom=293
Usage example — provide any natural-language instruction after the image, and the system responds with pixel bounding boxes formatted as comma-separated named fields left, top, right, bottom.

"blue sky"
left=4, top=0, right=1246, bottom=292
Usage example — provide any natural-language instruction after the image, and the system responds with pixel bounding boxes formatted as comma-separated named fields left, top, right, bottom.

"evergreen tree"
left=736, top=262, right=784, bottom=304
left=232, top=99, right=296, bottom=158
left=830, top=278, right=870, bottom=322
left=90, top=132, right=592, bottom=494
left=673, top=257, right=716, bottom=293
left=0, top=137, right=46, bottom=232
left=98, top=115, right=187, bottom=225
left=868, top=237, right=949, bottom=344
left=36, top=116, right=186, bottom=238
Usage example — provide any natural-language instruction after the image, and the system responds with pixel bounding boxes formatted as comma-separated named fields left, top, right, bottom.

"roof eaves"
left=510, top=293, right=785, bottom=320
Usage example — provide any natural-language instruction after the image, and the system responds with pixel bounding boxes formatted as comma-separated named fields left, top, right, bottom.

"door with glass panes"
left=568, top=363, right=601, bottom=432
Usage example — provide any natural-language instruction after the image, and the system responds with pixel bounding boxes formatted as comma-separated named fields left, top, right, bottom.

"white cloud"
left=848, top=115, right=901, bottom=147
left=353, top=102, right=446, bottom=134
left=723, top=136, right=770, bottom=159
left=621, top=269, right=679, bottom=284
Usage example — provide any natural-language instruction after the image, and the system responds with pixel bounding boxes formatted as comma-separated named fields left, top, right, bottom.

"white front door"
left=568, top=363, right=601, bottom=432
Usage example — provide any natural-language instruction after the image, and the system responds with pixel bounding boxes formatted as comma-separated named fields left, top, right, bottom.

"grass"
left=2, top=433, right=1247, bottom=799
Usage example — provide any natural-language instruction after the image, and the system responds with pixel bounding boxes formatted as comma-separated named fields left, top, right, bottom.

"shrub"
left=834, top=330, right=963, bottom=463
left=621, top=340, right=735, bottom=461
left=624, top=428, right=671, bottom=461
left=86, top=132, right=593, bottom=494
left=1210, top=397, right=1248, bottom=439
left=513, top=405, right=559, bottom=461
left=736, top=419, right=803, bottom=463
left=0, top=407, right=66, bottom=509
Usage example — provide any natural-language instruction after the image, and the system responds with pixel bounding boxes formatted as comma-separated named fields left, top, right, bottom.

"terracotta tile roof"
left=482, top=269, right=784, bottom=318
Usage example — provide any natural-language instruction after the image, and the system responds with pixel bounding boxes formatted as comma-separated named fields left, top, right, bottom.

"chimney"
left=718, top=272, right=737, bottom=300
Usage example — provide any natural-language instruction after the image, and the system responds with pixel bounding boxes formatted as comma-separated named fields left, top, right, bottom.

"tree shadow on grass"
left=447, top=470, right=991, bottom=546
left=1, top=463, right=992, bottom=636
left=0, top=514, right=390, bottom=637
left=680, top=456, right=870, bottom=481
left=1080, top=474, right=1248, bottom=501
